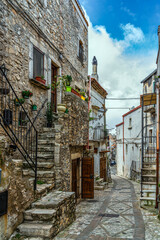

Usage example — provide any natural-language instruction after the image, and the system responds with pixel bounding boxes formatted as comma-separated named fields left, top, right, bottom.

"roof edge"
left=123, top=105, right=141, bottom=118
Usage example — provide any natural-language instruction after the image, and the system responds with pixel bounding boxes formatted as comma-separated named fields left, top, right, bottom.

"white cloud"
left=86, top=14, right=157, bottom=131
left=121, top=6, right=135, bottom=18
left=119, top=23, right=145, bottom=48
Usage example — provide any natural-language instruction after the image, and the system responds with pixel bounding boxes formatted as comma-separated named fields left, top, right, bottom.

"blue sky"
left=79, top=0, right=159, bottom=131
left=80, top=0, right=159, bottom=54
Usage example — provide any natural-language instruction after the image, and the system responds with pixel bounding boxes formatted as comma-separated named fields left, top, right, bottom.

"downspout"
left=123, top=116, right=124, bottom=175
left=156, top=81, right=159, bottom=208
left=87, top=75, right=91, bottom=149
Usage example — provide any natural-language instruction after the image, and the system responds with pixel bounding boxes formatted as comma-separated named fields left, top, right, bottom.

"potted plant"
left=71, top=88, right=81, bottom=98
left=46, top=102, right=52, bottom=127
left=22, top=90, right=33, bottom=99
left=32, top=104, right=37, bottom=111
left=80, top=90, right=86, bottom=100
left=14, top=98, right=25, bottom=106
left=35, top=76, right=46, bottom=85
left=65, top=75, right=72, bottom=92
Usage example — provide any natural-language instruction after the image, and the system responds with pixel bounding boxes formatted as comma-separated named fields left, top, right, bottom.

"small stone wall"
left=54, top=92, right=89, bottom=190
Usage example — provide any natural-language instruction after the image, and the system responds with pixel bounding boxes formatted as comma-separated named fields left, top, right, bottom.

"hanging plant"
left=32, top=104, right=37, bottom=111
left=14, top=98, right=25, bottom=106
left=22, top=90, right=33, bottom=99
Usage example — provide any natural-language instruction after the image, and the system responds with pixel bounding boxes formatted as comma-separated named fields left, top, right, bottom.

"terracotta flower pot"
left=71, top=89, right=81, bottom=98
left=35, top=77, right=46, bottom=85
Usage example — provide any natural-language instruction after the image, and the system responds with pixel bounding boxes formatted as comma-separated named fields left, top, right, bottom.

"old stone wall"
left=0, top=147, right=34, bottom=240
left=54, top=92, right=89, bottom=190
left=0, top=0, right=88, bottom=238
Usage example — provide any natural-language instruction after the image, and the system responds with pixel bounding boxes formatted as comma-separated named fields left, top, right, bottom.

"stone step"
left=142, top=175, right=156, bottom=177
left=40, top=127, right=55, bottom=133
left=142, top=182, right=156, bottom=185
left=32, top=191, right=74, bottom=209
left=94, top=186, right=105, bottom=190
left=37, top=146, right=54, bottom=152
left=17, top=223, right=55, bottom=238
left=140, top=197, right=155, bottom=201
left=23, top=170, right=54, bottom=178
left=24, top=208, right=56, bottom=221
left=36, top=183, right=55, bottom=197
left=142, top=189, right=156, bottom=193
left=23, top=162, right=54, bottom=169
left=37, top=140, right=55, bottom=145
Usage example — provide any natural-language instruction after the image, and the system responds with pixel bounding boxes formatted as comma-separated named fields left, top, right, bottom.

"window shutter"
left=29, top=42, right=33, bottom=79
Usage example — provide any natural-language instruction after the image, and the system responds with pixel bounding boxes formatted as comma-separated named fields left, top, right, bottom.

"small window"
left=126, top=144, right=128, bottom=154
left=33, top=47, right=44, bottom=78
left=78, top=41, right=83, bottom=64
left=149, top=129, right=152, bottom=143
left=128, top=118, right=132, bottom=129
left=19, top=112, right=28, bottom=126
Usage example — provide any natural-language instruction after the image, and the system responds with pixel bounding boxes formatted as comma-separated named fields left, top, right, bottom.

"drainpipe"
left=87, top=75, right=91, bottom=149
left=156, top=81, right=160, bottom=208
left=123, top=116, right=124, bottom=175
left=59, top=68, right=62, bottom=104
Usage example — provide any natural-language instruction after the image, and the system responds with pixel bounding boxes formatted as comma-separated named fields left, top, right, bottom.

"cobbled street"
left=54, top=170, right=160, bottom=240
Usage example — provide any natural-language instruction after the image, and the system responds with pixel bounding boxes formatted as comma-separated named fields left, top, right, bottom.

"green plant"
left=22, top=90, right=33, bottom=98
left=14, top=98, right=25, bottom=105
left=12, top=234, right=21, bottom=239
left=85, top=97, right=89, bottom=102
left=65, top=75, right=72, bottom=86
left=37, top=180, right=45, bottom=185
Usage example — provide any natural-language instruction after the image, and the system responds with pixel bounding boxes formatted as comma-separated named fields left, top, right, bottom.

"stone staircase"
left=140, top=159, right=157, bottom=207
left=10, top=127, right=76, bottom=239
left=94, top=177, right=108, bottom=190
left=15, top=191, right=76, bottom=239
left=23, top=127, right=55, bottom=196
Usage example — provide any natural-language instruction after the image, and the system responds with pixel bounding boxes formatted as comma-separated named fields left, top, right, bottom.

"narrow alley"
left=54, top=169, right=160, bottom=240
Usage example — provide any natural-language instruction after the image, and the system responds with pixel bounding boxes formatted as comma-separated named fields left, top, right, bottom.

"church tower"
left=91, top=56, right=99, bottom=82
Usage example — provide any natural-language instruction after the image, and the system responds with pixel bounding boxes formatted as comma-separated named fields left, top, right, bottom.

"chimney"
left=91, top=56, right=99, bottom=81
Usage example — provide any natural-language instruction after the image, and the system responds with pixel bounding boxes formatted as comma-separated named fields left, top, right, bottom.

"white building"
left=89, top=56, right=108, bottom=179
left=116, top=106, right=141, bottom=180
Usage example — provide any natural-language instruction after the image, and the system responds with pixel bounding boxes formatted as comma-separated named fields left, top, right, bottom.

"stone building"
left=0, top=0, right=90, bottom=239
left=116, top=106, right=142, bottom=180
left=89, top=57, right=109, bottom=185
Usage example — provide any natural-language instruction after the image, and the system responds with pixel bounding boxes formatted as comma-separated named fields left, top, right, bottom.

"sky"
left=79, top=0, right=159, bottom=133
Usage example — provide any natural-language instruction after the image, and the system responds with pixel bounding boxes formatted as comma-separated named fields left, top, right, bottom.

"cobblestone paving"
left=131, top=180, right=160, bottom=240
left=53, top=174, right=145, bottom=240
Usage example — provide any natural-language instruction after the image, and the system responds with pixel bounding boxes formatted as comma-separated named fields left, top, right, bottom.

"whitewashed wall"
left=123, top=107, right=142, bottom=178
left=116, top=124, right=123, bottom=176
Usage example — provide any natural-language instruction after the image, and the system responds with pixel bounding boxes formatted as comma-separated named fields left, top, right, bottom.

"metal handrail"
left=0, top=64, right=38, bottom=190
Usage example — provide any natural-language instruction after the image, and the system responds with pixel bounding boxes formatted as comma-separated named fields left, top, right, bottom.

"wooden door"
left=72, top=159, right=80, bottom=199
left=82, top=157, right=94, bottom=199
left=51, top=64, right=57, bottom=112
left=100, top=157, right=106, bottom=182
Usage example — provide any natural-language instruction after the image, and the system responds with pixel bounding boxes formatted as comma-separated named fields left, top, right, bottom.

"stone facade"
left=54, top=92, right=89, bottom=191
left=0, top=0, right=88, bottom=239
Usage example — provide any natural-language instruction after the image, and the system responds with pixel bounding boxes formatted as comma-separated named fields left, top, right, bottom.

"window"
left=19, top=112, right=28, bottom=126
left=78, top=41, right=83, bottom=64
left=33, top=47, right=44, bottom=78
left=149, top=129, right=152, bottom=143
left=126, top=144, right=128, bottom=154
left=128, top=118, right=132, bottom=129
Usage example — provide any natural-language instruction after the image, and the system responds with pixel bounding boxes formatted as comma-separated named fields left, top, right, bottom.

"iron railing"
left=0, top=64, right=38, bottom=190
